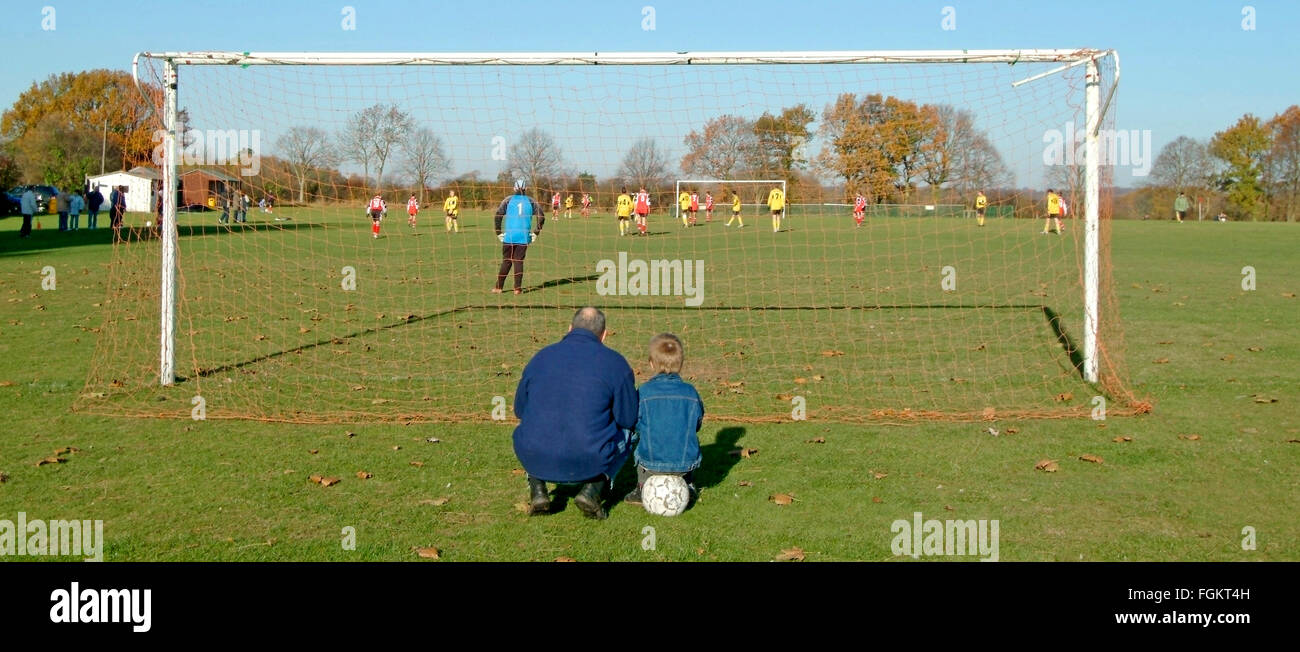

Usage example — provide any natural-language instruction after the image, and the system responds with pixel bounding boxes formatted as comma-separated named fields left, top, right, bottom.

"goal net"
left=79, top=50, right=1143, bottom=423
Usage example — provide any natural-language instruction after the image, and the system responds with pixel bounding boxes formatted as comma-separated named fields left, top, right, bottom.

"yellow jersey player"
left=616, top=188, right=633, bottom=236
left=726, top=190, right=743, bottom=228
left=565, top=194, right=575, bottom=219
left=1044, top=189, right=1062, bottom=235
left=678, top=190, right=691, bottom=227
left=443, top=190, right=460, bottom=233
left=767, top=185, right=785, bottom=232
left=975, top=191, right=987, bottom=227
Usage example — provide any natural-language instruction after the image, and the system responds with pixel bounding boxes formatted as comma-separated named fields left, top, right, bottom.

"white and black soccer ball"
left=642, top=474, right=690, bottom=516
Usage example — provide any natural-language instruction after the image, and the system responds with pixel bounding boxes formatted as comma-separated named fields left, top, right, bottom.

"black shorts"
left=976, top=208, right=985, bottom=216
left=501, top=243, right=529, bottom=261
left=369, top=209, right=383, bottom=221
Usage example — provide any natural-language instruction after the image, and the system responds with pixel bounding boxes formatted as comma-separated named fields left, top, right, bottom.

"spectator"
left=58, top=190, right=71, bottom=232
left=110, top=185, right=127, bottom=242
left=512, top=307, right=638, bottom=520
left=87, top=187, right=104, bottom=229
left=19, top=188, right=36, bottom=238
left=69, top=192, right=84, bottom=230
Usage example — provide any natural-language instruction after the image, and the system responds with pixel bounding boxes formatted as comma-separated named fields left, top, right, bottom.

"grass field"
left=0, top=208, right=1296, bottom=561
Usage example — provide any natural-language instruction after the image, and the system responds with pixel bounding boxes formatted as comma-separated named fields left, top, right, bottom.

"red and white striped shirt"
left=369, top=196, right=384, bottom=211
left=407, top=197, right=419, bottom=214
left=634, top=191, right=650, bottom=214
left=704, top=194, right=714, bottom=210
left=854, top=196, right=866, bottom=211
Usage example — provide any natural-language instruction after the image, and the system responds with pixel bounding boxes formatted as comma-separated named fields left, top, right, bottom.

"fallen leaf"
left=513, top=502, right=531, bottom=513
left=319, top=477, right=340, bottom=487
left=425, top=437, right=441, bottom=443
left=1157, top=340, right=1173, bottom=345
left=554, top=556, right=576, bottom=562
left=410, top=461, right=425, bottom=468
left=356, top=471, right=373, bottom=479
left=972, top=343, right=986, bottom=351
left=1006, top=428, right=1020, bottom=435
left=254, top=334, right=267, bottom=341
left=774, top=547, right=806, bottom=562
left=871, top=496, right=883, bottom=503
left=1153, top=358, right=1170, bottom=364
left=812, top=375, right=824, bottom=382
left=351, top=385, right=366, bottom=391
left=820, top=350, right=844, bottom=357
left=309, top=449, right=319, bottom=455
left=1287, top=439, right=1300, bottom=444
left=729, top=447, right=758, bottom=459
left=944, top=505, right=955, bottom=512
left=0, top=381, right=14, bottom=387
left=346, top=431, right=357, bottom=438
left=1054, top=393, right=1074, bottom=402
left=775, top=393, right=794, bottom=401
left=53, top=446, right=81, bottom=456
left=1079, top=454, right=1104, bottom=464
left=509, top=468, right=525, bottom=476
left=0, top=471, right=8, bottom=483
left=807, top=436, right=826, bottom=444
left=738, top=480, right=753, bottom=487
left=391, top=445, right=401, bottom=451
left=421, top=497, right=450, bottom=506
left=1035, top=459, right=1059, bottom=472
left=769, top=493, right=795, bottom=505
left=985, top=427, right=1000, bottom=437
left=981, top=407, right=996, bottom=420
left=308, top=474, right=323, bottom=483
left=80, top=392, right=106, bottom=399
left=872, top=471, right=888, bottom=480
left=372, top=398, right=390, bottom=405
left=1253, top=396, right=1278, bottom=404
left=1283, top=292, right=1296, bottom=298
left=1247, top=347, right=1262, bottom=352
left=35, top=457, right=64, bottom=467
left=1112, top=436, right=1133, bottom=443
left=793, top=377, right=807, bottom=385
left=415, top=547, right=441, bottom=559
left=1178, top=434, right=1202, bottom=441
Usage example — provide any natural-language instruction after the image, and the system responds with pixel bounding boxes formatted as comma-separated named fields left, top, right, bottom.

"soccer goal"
left=674, top=179, right=785, bottom=221
left=79, top=49, right=1142, bottom=423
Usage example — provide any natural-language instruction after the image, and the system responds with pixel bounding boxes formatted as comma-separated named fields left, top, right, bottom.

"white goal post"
left=135, top=48, right=1119, bottom=388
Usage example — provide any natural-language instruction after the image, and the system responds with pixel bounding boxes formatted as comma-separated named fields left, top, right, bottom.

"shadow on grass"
left=1041, top=305, right=1084, bottom=376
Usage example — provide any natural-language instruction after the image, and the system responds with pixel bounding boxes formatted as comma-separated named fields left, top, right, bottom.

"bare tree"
left=338, top=104, right=412, bottom=195
left=402, top=128, right=450, bottom=203
left=506, top=127, right=563, bottom=195
left=680, top=115, right=757, bottom=179
left=618, top=138, right=671, bottom=190
left=276, top=126, right=333, bottom=203
left=1148, top=136, right=1212, bottom=191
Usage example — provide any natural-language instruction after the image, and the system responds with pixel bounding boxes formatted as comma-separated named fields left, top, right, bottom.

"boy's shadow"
left=607, top=426, right=746, bottom=513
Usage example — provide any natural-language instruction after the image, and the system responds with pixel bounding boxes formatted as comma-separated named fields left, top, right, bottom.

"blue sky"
left=2, top=0, right=1298, bottom=188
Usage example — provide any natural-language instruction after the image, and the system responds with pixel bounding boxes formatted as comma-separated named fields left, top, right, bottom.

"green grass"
left=0, top=210, right=1296, bottom=561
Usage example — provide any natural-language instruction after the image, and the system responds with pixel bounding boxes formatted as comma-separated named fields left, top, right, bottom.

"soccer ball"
left=642, top=474, right=690, bottom=517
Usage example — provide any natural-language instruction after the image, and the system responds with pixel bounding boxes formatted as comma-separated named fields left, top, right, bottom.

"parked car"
left=8, top=184, right=61, bottom=213
left=1, top=191, right=20, bottom=216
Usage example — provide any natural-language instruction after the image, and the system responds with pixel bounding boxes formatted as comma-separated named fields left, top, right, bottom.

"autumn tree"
left=338, top=104, right=412, bottom=194
left=1, top=70, right=160, bottom=186
left=921, top=105, right=1011, bottom=196
left=1148, top=136, right=1213, bottom=191
left=1209, top=114, right=1271, bottom=221
left=401, top=128, right=450, bottom=203
left=818, top=93, right=943, bottom=202
left=751, top=105, right=815, bottom=185
left=1265, top=105, right=1300, bottom=222
left=680, top=114, right=757, bottom=179
left=275, top=126, right=334, bottom=203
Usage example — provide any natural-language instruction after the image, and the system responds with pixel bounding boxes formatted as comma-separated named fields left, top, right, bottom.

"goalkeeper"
left=493, top=179, right=545, bottom=295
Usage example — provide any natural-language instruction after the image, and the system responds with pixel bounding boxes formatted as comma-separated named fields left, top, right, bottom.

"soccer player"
left=551, top=191, right=561, bottom=217
left=581, top=192, right=592, bottom=218
left=688, top=190, right=700, bottom=226
left=678, top=189, right=691, bottom=227
left=726, top=189, right=743, bottom=228
left=853, top=193, right=866, bottom=227
left=443, top=190, right=460, bottom=233
left=565, top=193, right=575, bottom=219
left=1173, top=192, right=1189, bottom=223
left=616, top=187, right=633, bottom=236
left=704, top=191, right=714, bottom=223
left=493, top=179, right=545, bottom=295
left=974, top=191, right=987, bottom=227
left=767, top=185, right=785, bottom=232
left=1044, top=189, right=1063, bottom=234
left=407, top=194, right=420, bottom=229
left=367, top=194, right=386, bottom=238
left=634, top=186, right=651, bottom=236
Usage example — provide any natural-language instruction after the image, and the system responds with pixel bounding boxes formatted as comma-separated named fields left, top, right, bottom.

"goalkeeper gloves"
left=497, top=233, right=505, bottom=242
left=530, top=232, right=537, bottom=243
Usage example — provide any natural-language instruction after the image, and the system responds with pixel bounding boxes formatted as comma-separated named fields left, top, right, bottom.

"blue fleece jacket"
left=512, top=328, right=638, bottom=483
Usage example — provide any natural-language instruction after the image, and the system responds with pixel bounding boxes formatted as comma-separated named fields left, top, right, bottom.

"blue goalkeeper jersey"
left=501, top=194, right=535, bottom=245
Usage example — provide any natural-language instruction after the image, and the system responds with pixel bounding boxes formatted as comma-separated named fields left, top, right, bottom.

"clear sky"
left=2, top=0, right=1298, bottom=188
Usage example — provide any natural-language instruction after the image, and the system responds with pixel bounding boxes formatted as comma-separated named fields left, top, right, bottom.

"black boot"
left=527, top=476, right=551, bottom=516
left=574, top=478, right=608, bottom=520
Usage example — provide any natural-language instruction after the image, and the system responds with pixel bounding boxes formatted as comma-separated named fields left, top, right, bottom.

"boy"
left=678, top=189, right=691, bottom=227
left=616, top=187, right=633, bottom=236
left=581, top=192, right=592, bottom=218
left=367, top=194, right=385, bottom=238
left=704, top=191, right=714, bottom=223
left=407, top=194, right=420, bottom=229
left=688, top=190, right=699, bottom=226
left=443, top=190, right=460, bottom=233
left=624, top=333, right=704, bottom=506
left=767, top=184, right=785, bottom=232
left=564, top=193, right=575, bottom=219
left=726, top=189, right=743, bottom=227
left=853, top=193, right=866, bottom=227
left=634, top=186, right=651, bottom=236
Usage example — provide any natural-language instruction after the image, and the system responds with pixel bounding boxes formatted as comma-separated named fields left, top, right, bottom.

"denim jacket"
left=634, top=373, right=704, bottom=473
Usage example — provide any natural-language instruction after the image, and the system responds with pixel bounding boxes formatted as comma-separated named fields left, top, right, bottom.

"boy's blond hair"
left=648, top=333, right=684, bottom=374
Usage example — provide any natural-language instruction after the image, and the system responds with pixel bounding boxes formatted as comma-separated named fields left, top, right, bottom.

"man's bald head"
left=571, top=306, right=606, bottom=337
